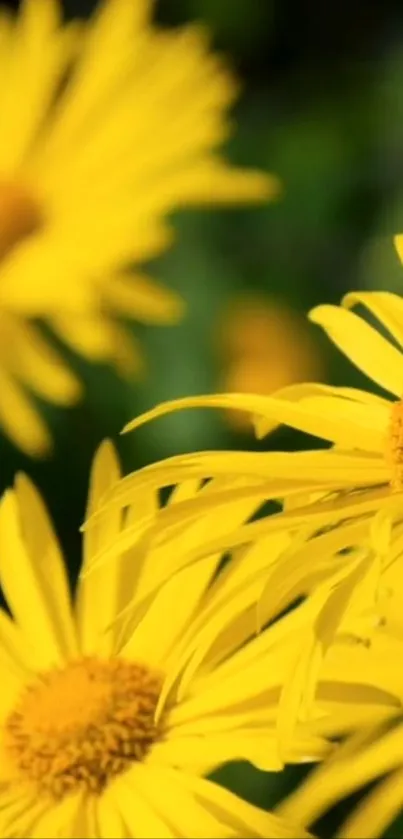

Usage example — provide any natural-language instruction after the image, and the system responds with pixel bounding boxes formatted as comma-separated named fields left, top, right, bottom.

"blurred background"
left=3, top=1, right=403, bottom=834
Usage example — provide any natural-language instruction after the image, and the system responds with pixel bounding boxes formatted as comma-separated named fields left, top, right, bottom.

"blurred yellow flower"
left=215, top=294, right=323, bottom=431
left=0, top=0, right=277, bottom=455
left=0, top=440, right=317, bottom=838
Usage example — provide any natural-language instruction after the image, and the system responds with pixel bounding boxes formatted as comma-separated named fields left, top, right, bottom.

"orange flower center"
left=387, top=399, right=403, bottom=491
left=4, top=657, right=163, bottom=799
left=0, top=180, right=42, bottom=260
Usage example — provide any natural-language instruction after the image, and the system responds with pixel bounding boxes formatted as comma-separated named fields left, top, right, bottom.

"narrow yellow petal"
left=104, top=272, right=185, bottom=325
left=96, top=791, right=126, bottom=839
left=15, top=473, right=78, bottom=656
left=111, top=769, right=177, bottom=838
left=0, top=0, right=76, bottom=170
left=343, top=290, right=403, bottom=349
left=0, top=609, right=32, bottom=681
left=279, top=723, right=403, bottom=827
left=76, top=440, right=123, bottom=655
left=337, top=770, right=403, bottom=838
left=29, top=793, right=84, bottom=839
left=176, top=772, right=312, bottom=838
left=277, top=554, right=373, bottom=753
left=121, top=555, right=217, bottom=666
left=0, top=795, right=49, bottom=839
left=394, top=232, right=403, bottom=263
left=124, top=764, right=237, bottom=838
left=166, top=484, right=392, bottom=572
left=0, top=490, right=65, bottom=666
left=309, top=304, right=403, bottom=397
left=149, top=730, right=284, bottom=775
left=123, top=392, right=386, bottom=451
left=105, top=448, right=389, bottom=516
left=9, top=320, right=82, bottom=405
left=0, top=370, right=51, bottom=457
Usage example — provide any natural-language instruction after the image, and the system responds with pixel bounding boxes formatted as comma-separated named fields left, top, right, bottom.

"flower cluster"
left=1, top=0, right=403, bottom=837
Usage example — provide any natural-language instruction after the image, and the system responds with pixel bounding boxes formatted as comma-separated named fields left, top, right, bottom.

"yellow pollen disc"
left=0, top=180, right=42, bottom=260
left=4, top=657, right=163, bottom=799
left=387, top=399, right=403, bottom=491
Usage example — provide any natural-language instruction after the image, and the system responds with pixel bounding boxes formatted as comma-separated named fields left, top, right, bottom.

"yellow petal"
left=40, top=0, right=152, bottom=157
left=123, top=392, right=386, bottom=451
left=29, top=793, right=84, bottom=839
left=0, top=0, right=75, bottom=170
left=0, top=794, right=49, bottom=839
left=76, top=440, right=123, bottom=655
left=257, top=518, right=369, bottom=626
left=50, top=313, right=144, bottom=378
left=250, top=382, right=388, bottom=437
left=111, top=769, right=177, bottom=838
left=309, top=304, right=403, bottom=397
left=277, top=554, right=373, bottom=753
left=120, top=555, right=217, bottom=667
left=0, top=370, right=51, bottom=457
left=394, top=232, right=403, bottom=263
left=0, top=490, right=66, bottom=666
left=169, top=484, right=392, bottom=570
left=104, top=272, right=185, bottom=325
left=176, top=771, right=312, bottom=838
left=343, top=290, right=403, bottom=349
left=8, top=320, right=82, bottom=405
left=96, top=791, right=126, bottom=839
left=0, top=609, right=31, bottom=684
left=125, top=763, right=239, bottom=838
left=337, top=769, right=403, bottom=838
left=279, top=722, right=403, bottom=827
left=104, top=448, right=389, bottom=517
left=14, top=473, right=78, bottom=656
left=169, top=604, right=311, bottom=726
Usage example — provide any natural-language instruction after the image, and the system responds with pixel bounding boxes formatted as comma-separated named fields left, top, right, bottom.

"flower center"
left=4, top=657, right=163, bottom=799
left=0, top=180, right=42, bottom=260
left=387, top=399, right=403, bottom=491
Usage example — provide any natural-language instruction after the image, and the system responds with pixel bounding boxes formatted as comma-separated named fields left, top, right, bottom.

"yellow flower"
left=215, top=294, right=323, bottom=432
left=114, top=290, right=402, bottom=550
left=277, top=520, right=403, bottom=838
left=0, top=0, right=276, bottom=455
left=0, top=440, right=315, bottom=838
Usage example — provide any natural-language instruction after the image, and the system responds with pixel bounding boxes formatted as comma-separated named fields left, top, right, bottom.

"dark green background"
left=3, top=1, right=403, bottom=834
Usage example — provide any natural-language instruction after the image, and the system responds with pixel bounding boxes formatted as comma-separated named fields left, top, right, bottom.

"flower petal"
left=76, top=440, right=123, bottom=655
left=0, top=490, right=66, bottom=666
left=13, top=474, right=78, bottom=656
left=309, top=304, right=403, bottom=397
left=343, top=290, right=403, bottom=349
left=123, top=392, right=386, bottom=451
left=337, top=769, right=403, bottom=838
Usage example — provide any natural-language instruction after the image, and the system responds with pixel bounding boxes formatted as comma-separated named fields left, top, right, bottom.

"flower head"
left=0, top=440, right=314, bottom=837
left=0, top=0, right=277, bottom=453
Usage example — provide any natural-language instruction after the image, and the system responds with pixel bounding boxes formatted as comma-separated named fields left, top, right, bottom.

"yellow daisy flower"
left=215, top=294, right=323, bottom=432
left=0, top=440, right=316, bottom=838
left=110, top=290, right=402, bottom=553
left=0, top=0, right=276, bottom=455
left=277, top=521, right=403, bottom=838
